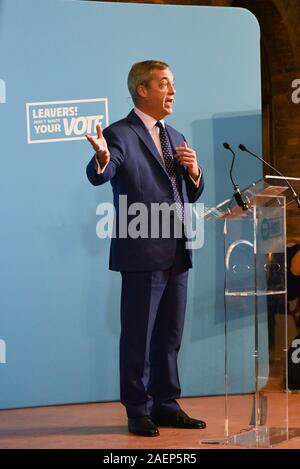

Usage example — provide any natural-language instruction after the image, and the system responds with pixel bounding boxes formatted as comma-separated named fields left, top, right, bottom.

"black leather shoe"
left=152, top=409, right=206, bottom=429
left=128, top=416, right=160, bottom=437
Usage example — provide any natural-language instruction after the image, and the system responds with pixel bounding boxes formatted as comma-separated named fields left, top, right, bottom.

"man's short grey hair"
left=127, top=60, right=169, bottom=105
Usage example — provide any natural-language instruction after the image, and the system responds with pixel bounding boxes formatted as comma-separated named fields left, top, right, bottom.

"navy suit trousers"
left=120, top=238, right=190, bottom=418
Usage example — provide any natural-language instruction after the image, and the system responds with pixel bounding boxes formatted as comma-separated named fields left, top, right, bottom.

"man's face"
left=137, top=67, right=176, bottom=120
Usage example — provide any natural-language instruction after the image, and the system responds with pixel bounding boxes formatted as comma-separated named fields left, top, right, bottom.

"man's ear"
left=136, top=84, right=147, bottom=98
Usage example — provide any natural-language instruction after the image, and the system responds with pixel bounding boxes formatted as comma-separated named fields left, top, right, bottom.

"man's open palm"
left=86, top=124, right=110, bottom=166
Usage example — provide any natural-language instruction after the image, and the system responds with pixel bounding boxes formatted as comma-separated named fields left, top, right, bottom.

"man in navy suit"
left=86, top=60, right=205, bottom=436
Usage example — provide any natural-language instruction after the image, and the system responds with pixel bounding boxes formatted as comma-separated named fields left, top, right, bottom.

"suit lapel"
left=165, top=124, right=182, bottom=149
left=126, top=111, right=187, bottom=193
left=126, top=110, right=170, bottom=179
left=165, top=124, right=185, bottom=183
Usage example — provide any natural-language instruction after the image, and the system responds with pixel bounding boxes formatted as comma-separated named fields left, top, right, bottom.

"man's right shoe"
left=128, top=416, right=160, bottom=437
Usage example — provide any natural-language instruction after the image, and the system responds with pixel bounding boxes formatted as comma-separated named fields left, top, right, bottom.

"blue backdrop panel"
left=0, top=0, right=262, bottom=408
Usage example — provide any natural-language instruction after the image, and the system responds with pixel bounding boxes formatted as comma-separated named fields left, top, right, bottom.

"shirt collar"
left=134, top=107, right=165, bottom=130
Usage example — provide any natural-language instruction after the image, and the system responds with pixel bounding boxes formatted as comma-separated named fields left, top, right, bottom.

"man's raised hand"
left=175, top=141, right=200, bottom=181
left=86, top=124, right=110, bottom=167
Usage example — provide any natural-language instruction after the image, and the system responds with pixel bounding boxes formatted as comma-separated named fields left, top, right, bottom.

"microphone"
left=238, top=144, right=300, bottom=208
left=223, top=142, right=249, bottom=210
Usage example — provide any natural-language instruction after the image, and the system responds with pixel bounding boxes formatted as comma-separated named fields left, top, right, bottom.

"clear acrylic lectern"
left=201, top=177, right=300, bottom=447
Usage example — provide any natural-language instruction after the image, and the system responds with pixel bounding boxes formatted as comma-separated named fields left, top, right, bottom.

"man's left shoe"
left=152, top=409, right=206, bottom=429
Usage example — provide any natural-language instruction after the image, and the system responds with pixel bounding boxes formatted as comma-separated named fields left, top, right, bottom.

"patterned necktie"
left=155, top=121, right=184, bottom=222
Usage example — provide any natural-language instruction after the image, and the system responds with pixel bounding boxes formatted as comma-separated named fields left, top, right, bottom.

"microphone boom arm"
left=238, top=144, right=300, bottom=209
left=223, top=142, right=249, bottom=211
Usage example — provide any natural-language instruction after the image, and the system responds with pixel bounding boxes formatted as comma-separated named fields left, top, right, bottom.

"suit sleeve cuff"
left=189, top=167, right=202, bottom=187
left=95, top=155, right=109, bottom=175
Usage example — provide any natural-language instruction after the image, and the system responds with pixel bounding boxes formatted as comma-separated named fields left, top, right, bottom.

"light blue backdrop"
left=0, top=0, right=262, bottom=409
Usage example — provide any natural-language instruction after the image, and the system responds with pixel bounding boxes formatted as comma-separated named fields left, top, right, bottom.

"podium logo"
left=26, top=98, right=109, bottom=144
left=0, top=79, right=6, bottom=103
left=261, top=217, right=282, bottom=241
left=0, top=339, right=6, bottom=364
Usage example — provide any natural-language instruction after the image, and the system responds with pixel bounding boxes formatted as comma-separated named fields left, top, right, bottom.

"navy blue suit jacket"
left=86, top=110, right=204, bottom=272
